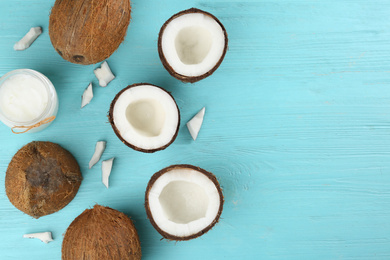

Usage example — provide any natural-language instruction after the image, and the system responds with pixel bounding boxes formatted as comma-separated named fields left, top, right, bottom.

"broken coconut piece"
left=81, top=83, right=93, bottom=108
left=62, top=205, right=141, bottom=260
left=187, top=107, right=205, bottom=140
left=158, top=8, right=228, bottom=83
left=94, top=61, right=115, bottom=87
left=89, top=141, right=106, bottom=169
left=109, top=83, right=180, bottom=153
left=14, top=27, right=42, bottom=51
left=5, top=141, right=82, bottom=218
left=23, top=232, right=53, bottom=244
left=102, top=158, right=114, bottom=188
left=145, top=164, right=224, bottom=240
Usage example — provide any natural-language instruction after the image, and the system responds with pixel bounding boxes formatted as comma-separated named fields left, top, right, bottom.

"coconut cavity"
left=175, top=26, right=212, bottom=65
left=145, top=165, right=224, bottom=240
left=125, top=99, right=166, bottom=137
left=109, top=84, right=180, bottom=153
left=158, top=8, right=228, bottom=83
left=159, top=181, right=209, bottom=224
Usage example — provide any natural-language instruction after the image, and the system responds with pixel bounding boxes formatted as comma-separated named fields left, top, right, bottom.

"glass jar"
left=0, top=69, right=59, bottom=133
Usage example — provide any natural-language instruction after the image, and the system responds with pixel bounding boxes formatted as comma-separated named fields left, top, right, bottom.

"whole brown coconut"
left=5, top=141, right=82, bottom=218
left=62, top=205, right=142, bottom=260
left=49, top=0, right=131, bottom=65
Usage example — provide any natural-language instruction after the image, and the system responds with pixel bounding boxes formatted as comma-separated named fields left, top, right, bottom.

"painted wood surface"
left=1, top=0, right=390, bottom=259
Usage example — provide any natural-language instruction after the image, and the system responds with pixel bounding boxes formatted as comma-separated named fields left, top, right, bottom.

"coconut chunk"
left=186, top=107, right=205, bottom=140
left=14, top=27, right=42, bottom=51
left=81, top=83, right=93, bottom=108
left=94, top=61, right=115, bottom=87
left=23, top=232, right=53, bottom=244
left=89, top=141, right=106, bottom=169
left=102, top=158, right=114, bottom=188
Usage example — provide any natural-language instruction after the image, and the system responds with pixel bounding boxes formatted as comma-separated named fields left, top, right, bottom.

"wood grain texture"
left=1, top=0, right=390, bottom=259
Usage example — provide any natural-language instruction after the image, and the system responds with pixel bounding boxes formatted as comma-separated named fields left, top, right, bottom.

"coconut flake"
left=186, top=107, right=205, bottom=140
left=94, top=61, right=115, bottom=87
left=81, top=83, right=93, bottom=108
left=14, top=27, right=42, bottom=51
left=23, top=232, right=53, bottom=244
left=102, top=157, right=114, bottom=188
left=89, top=141, right=106, bottom=169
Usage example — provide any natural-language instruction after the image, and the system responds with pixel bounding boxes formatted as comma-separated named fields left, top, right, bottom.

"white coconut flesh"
left=161, top=12, right=226, bottom=77
left=113, top=85, right=179, bottom=151
left=148, top=168, right=221, bottom=237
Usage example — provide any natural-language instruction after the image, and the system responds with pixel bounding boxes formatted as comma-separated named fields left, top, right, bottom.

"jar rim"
left=0, top=69, right=55, bottom=126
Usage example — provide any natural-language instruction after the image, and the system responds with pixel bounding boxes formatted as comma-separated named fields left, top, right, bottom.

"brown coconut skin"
left=5, top=141, right=82, bottom=218
left=145, top=164, right=224, bottom=241
left=158, top=8, right=228, bottom=83
left=108, top=83, right=180, bottom=153
left=62, top=205, right=142, bottom=260
left=49, top=0, right=131, bottom=65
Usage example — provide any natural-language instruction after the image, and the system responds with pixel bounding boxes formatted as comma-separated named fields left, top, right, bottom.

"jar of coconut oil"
left=0, top=69, right=58, bottom=133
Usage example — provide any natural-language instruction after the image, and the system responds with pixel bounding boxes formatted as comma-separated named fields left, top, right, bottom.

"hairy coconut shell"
left=145, top=164, right=224, bottom=240
left=5, top=141, right=82, bottom=218
left=62, top=205, right=142, bottom=260
left=158, top=8, right=228, bottom=83
left=49, top=0, right=131, bottom=65
left=108, top=83, right=180, bottom=153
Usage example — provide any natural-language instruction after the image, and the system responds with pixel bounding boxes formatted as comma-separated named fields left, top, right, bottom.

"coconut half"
left=158, top=8, right=228, bottom=83
left=109, top=83, right=180, bottom=153
left=145, top=164, right=223, bottom=240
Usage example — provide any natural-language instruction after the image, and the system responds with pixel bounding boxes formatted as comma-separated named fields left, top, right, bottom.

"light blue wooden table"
left=1, top=0, right=390, bottom=259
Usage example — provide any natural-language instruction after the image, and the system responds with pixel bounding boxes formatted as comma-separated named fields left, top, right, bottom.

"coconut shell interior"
left=5, top=141, right=82, bottom=218
left=62, top=204, right=141, bottom=260
left=158, top=8, right=228, bottom=83
left=145, top=164, right=224, bottom=240
left=108, top=83, right=180, bottom=153
left=49, top=0, right=131, bottom=65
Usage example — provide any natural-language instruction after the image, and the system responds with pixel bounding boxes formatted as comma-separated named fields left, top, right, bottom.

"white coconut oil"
left=0, top=69, right=58, bottom=133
